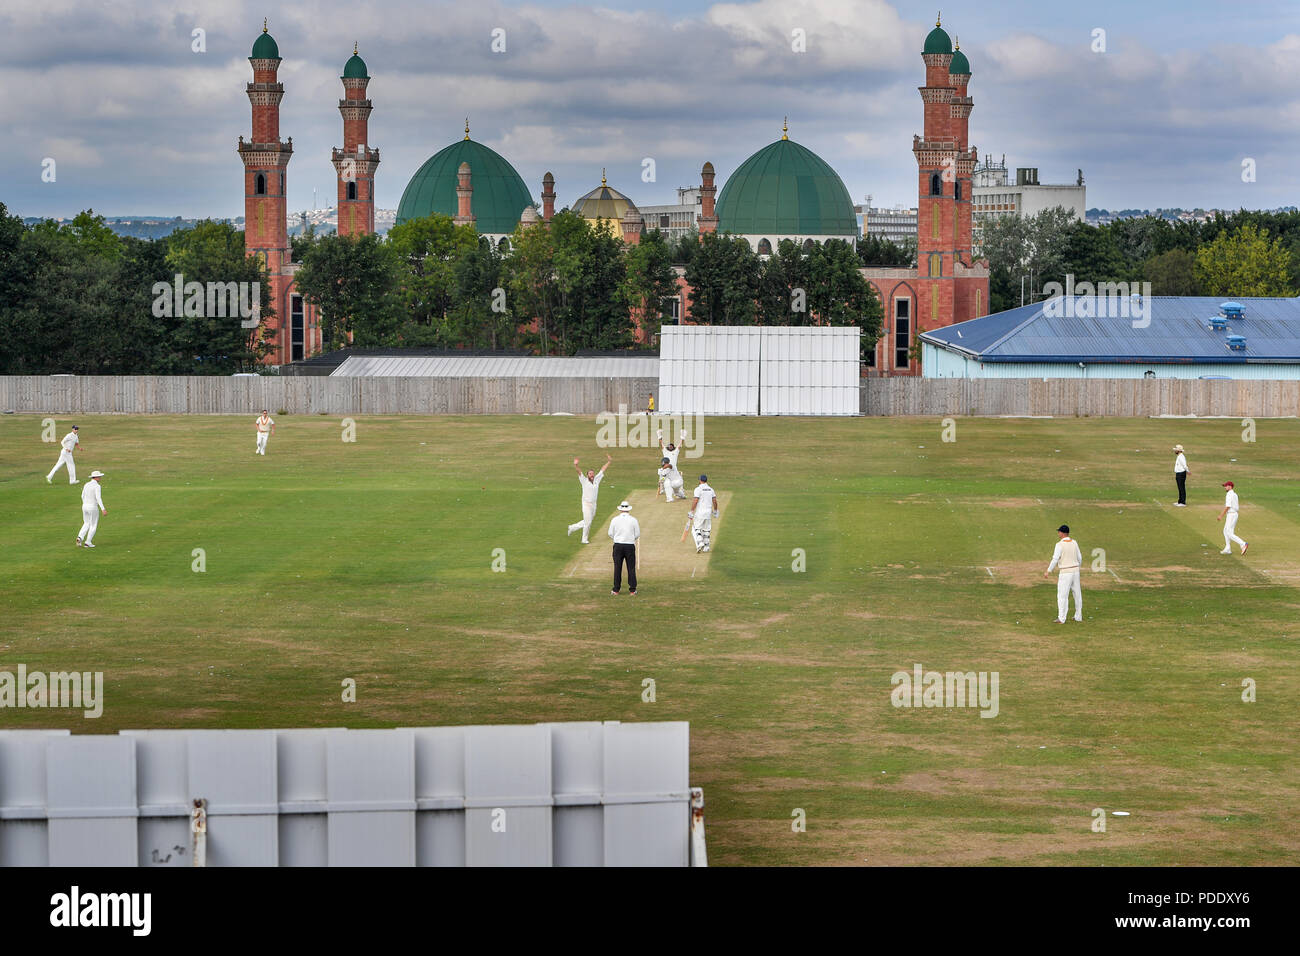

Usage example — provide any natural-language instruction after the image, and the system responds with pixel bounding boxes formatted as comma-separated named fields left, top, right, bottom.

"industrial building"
left=920, top=296, right=1300, bottom=379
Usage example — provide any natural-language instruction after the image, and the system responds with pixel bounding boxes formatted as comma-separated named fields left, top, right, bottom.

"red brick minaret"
left=698, top=162, right=718, bottom=234
left=238, top=20, right=292, bottom=288
left=913, top=13, right=980, bottom=329
left=542, top=172, right=556, bottom=222
left=454, top=162, right=475, bottom=226
left=332, top=43, right=379, bottom=237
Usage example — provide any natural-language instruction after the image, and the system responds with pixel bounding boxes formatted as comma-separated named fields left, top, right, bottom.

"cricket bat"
left=680, top=512, right=692, bottom=543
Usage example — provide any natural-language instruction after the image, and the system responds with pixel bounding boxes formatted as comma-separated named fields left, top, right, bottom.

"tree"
left=295, top=232, right=403, bottom=349
left=163, top=220, right=275, bottom=371
left=857, top=234, right=915, bottom=268
left=448, top=238, right=514, bottom=350
left=622, top=229, right=678, bottom=345
left=685, top=233, right=760, bottom=324
left=1194, top=223, right=1294, bottom=297
left=387, top=214, right=480, bottom=337
left=1143, top=248, right=1200, bottom=296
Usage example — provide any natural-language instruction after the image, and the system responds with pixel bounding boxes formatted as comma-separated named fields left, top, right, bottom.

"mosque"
left=239, top=15, right=987, bottom=373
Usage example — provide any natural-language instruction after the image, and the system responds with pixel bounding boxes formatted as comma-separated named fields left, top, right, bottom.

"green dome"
left=250, top=29, right=279, bottom=60
left=715, top=138, right=857, bottom=237
left=949, top=48, right=970, bottom=74
left=343, top=53, right=369, bottom=78
left=923, top=25, right=952, bottom=55
left=396, top=137, right=532, bottom=234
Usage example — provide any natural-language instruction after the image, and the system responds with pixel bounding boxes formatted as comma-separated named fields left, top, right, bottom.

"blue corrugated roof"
left=920, top=296, right=1300, bottom=363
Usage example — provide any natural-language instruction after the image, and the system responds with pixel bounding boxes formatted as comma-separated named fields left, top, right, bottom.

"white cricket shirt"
left=81, top=480, right=104, bottom=510
left=579, top=472, right=603, bottom=504
left=608, top=513, right=641, bottom=544
left=1224, top=489, right=1239, bottom=512
left=662, top=445, right=681, bottom=469
left=1174, top=453, right=1187, bottom=473
left=61, top=432, right=79, bottom=452
left=694, top=484, right=716, bottom=513
left=256, top=416, right=274, bottom=433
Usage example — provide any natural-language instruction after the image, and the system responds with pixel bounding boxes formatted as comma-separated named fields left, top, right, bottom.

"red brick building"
left=860, top=17, right=989, bottom=376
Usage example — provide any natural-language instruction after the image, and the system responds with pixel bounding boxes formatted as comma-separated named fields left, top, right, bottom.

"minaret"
left=948, top=36, right=975, bottom=266
left=332, top=42, right=379, bottom=237
left=542, top=172, right=556, bottom=222
left=237, top=19, right=292, bottom=279
left=621, top=208, right=643, bottom=245
left=454, top=162, right=475, bottom=226
left=698, top=162, right=718, bottom=234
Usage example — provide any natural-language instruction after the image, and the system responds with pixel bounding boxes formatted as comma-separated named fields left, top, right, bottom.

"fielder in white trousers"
left=1218, top=484, right=1247, bottom=554
left=1045, top=527, right=1083, bottom=623
left=567, top=456, right=610, bottom=545
left=47, top=429, right=80, bottom=483
left=77, top=475, right=106, bottom=547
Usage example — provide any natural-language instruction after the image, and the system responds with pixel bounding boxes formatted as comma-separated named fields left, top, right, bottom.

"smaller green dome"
left=923, top=25, right=952, bottom=55
left=250, top=27, right=279, bottom=60
left=343, top=52, right=369, bottom=78
left=949, top=48, right=970, bottom=73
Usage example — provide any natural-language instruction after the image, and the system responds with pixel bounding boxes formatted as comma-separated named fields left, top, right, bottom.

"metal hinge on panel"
left=689, top=787, right=707, bottom=867
left=191, top=798, right=207, bottom=868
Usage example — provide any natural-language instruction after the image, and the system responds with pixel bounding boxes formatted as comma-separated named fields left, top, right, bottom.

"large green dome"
left=250, top=29, right=279, bottom=60
left=396, top=137, right=532, bottom=234
left=715, top=138, right=857, bottom=237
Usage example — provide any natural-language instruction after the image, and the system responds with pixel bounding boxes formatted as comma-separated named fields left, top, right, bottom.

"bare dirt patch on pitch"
left=562, top=490, right=733, bottom=581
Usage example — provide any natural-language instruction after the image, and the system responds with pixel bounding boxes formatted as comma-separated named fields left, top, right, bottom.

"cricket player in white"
left=76, top=470, right=107, bottom=548
left=657, top=430, right=681, bottom=471
left=690, top=475, right=718, bottom=553
left=1043, top=524, right=1082, bottom=623
left=1173, top=444, right=1188, bottom=506
left=46, top=425, right=81, bottom=484
left=255, top=410, right=275, bottom=455
left=1217, top=481, right=1248, bottom=555
left=658, top=457, right=686, bottom=502
left=567, top=455, right=611, bottom=544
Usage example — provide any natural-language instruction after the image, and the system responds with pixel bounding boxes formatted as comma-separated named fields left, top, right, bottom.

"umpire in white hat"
left=608, top=500, right=640, bottom=595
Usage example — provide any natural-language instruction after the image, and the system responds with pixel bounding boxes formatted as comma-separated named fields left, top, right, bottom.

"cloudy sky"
left=2, top=0, right=1297, bottom=220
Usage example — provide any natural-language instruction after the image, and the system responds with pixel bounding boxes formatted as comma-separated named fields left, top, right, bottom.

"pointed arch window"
left=346, top=181, right=357, bottom=201
left=255, top=173, right=267, bottom=196
left=930, top=173, right=942, bottom=196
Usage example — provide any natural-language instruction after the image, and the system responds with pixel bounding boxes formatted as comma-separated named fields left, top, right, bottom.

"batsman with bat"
left=688, top=475, right=718, bottom=553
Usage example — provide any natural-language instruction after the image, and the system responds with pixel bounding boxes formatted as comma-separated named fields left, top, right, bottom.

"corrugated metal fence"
left=0, top=376, right=659, bottom=416
left=0, top=722, right=696, bottom=867
left=860, top=378, right=1300, bottom=417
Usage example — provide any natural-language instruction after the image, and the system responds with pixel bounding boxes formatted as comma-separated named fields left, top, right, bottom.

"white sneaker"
left=567, top=525, right=575, bottom=537
left=1220, top=549, right=1231, bottom=554
left=75, top=538, right=82, bottom=547
left=46, top=476, right=52, bottom=484
left=70, top=479, right=80, bottom=484
left=1073, top=617, right=1082, bottom=622
left=1174, top=503, right=1186, bottom=507
left=84, top=542, right=95, bottom=548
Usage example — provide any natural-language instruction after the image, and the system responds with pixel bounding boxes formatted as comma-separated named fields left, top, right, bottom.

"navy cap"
left=1057, top=524, right=1070, bottom=534
left=72, top=425, right=78, bottom=430
left=699, top=474, right=707, bottom=482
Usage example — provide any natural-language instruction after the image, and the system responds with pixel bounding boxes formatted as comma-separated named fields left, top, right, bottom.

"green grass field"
left=2, top=412, right=1297, bottom=866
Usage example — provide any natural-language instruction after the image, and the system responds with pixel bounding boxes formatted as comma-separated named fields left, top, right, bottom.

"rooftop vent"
left=1208, top=315, right=1229, bottom=330
left=1220, top=302, right=1245, bottom=319
left=1226, top=334, right=1247, bottom=351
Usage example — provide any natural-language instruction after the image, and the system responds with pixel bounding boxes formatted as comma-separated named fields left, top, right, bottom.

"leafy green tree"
left=1194, top=223, right=1294, bottom=297
left=1143, top=248, right=1201, bottom=295
left=857, top=234, right=915, bottom=267
left=388, top=214, right=480, bottom=337
left=447, top=238, right=514, bottom=350
left=295, top=232, right=403, bottom=349
left=163, top=220, right=274, bottom=371
left=685, top=233, right=760, bottom=324
left=622, top=229, right=678, bottom=344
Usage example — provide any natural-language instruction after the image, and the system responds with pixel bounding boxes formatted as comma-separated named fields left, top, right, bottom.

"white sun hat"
left=618, top=501, right=632, bottom=511
left=89, top=470, right=105, bottom=478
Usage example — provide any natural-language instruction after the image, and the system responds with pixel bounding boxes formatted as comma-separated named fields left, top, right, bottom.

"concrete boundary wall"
left=0, top=376, right=659, bottom=416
